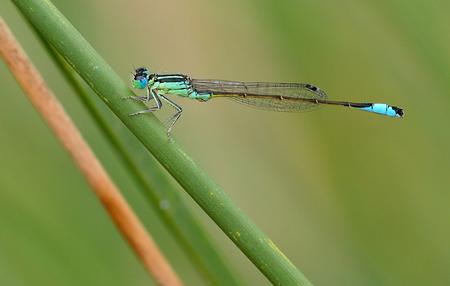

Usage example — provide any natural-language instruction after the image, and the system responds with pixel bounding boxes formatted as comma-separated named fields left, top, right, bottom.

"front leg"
left=123, top=95, right=150, bottom=102
left=129, top=88, right=163, bottom=116
left=122, top=86, right=153, bottom=102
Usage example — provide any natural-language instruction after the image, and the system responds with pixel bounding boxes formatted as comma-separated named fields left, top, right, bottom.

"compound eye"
left=135, top=67, right=149, bottom=75
left=132, top=77, right=148, bottom=89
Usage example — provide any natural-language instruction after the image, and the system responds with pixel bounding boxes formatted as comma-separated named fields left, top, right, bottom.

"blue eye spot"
left=133, top=78, right=147, bottom=89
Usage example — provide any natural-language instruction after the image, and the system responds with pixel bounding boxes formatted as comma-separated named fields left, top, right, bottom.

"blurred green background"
left=1, top=0, right=449, bottom=285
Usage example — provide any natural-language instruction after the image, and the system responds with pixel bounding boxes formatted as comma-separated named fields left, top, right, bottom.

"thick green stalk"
left=41, top=41, right=240, bottom=285
left=12, top=0, right=313, bottom=285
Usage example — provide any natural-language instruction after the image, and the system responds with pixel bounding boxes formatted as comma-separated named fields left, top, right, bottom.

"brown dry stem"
left=0, top=17, right=182, bottom=286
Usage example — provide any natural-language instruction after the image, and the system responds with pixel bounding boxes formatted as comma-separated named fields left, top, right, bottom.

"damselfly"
left=127, top=67, right=404, bottom=135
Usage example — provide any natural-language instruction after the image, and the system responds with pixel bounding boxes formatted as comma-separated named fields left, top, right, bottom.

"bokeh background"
left=1, top=0, right=449, bottom=285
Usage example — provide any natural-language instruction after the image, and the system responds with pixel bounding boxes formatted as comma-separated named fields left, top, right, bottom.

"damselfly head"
left=132, top=67, right=151, bottom=89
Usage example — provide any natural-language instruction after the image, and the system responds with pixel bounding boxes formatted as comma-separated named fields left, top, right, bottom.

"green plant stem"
left=37, top=35, right=240, bottom=285
left=12, top=0, right=314, bottom=285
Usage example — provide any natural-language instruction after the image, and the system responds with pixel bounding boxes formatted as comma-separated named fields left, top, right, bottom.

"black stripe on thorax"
left=155, top=74, right=189, bottom=83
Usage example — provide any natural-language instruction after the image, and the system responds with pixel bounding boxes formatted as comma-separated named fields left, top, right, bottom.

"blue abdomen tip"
left=358, top=103, right=404, bottom=118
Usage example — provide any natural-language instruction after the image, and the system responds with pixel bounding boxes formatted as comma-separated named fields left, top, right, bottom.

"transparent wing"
left=191, top=79, right=327, bottom=112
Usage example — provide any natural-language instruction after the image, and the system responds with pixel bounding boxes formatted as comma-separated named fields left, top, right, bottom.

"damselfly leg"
left=126, top=87, right=183, bottom=136
left=129, top=88, right=162, bottom=115
left=160, top=94, right=183, bottom=136
left=123, top=85, right=154, bottom=102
